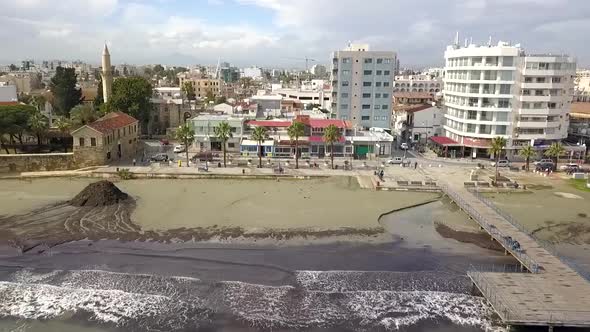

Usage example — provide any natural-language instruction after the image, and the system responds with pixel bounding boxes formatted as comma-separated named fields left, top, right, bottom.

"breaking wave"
left=0, top=269, right=504, bottom=331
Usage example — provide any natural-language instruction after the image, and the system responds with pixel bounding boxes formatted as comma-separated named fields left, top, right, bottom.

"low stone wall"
left=0, top=153, right=76, bottom=173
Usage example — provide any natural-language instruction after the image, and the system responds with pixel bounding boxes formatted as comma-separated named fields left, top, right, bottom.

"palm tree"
left=323, top=124, right=342, bottom=169
left=28, top=111, right=48, bottom=147
left=70, top=104, right=97, bottom=127
left=214, top=121, right=233, bottom=167
left=251, top=126, right=268, bottom=168
left=488, top=136, right=507, bottom=184
left=54, top=117, right=71, bottom=152
left=287, top=121, right=305, bottom=169
left=519, top=145, right=535, bottom=171
left=175, top=124, right=195, bottom=167
left=544, top=142, right=565, bottom=170
left=181, top=82, right=195, bottom=110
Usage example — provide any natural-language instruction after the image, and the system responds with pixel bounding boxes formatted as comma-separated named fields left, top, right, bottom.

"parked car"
left=559, top=163, right=579, bottom=171
left=491, top=160, right=510, bottom=167
left=387, top=157, right=404, bottom=164
left=535, top=161, right=555, bottom=171
left=534, top=158, right=553, bottom=165
left=150, top=153, right=169, bottom=162
left=173, top=145, right=186, bottom=153
left=400, top=143, right=409, bottom=150
left=160, top=138, right=170, bottom=146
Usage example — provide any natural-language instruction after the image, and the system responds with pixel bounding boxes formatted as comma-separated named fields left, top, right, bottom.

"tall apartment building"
left=574, top=69, right=590, bottom=102
left=442, top=41, right=576, bottom=157
left=330, top=44, right=396, bottom=129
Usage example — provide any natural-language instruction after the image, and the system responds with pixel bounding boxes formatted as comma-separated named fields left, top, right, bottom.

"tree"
left=519, top=145, right=535, bottom=172
left=30, top=95, right=46, bottom=112
left=215, top=96, right=227, bottom=105
left=181, top=82, right=196, bottom=109
left=323, top=124, right=342, bottom=169
left=544, top=142, right=565, bottom=170
left=251, top=126, right=268, bottom=168
left=95, top=77, right=104, bottom=108
left=9, top=64, right=17, bottom=71
left=54, top=117, right=71, bottom=152
left=49, top=67, right=83, bottom=116
left=70, top=104, right=98, bottom=127
left=489, top=136, right=507, bottom=184
left=214, top=121, right=232, bottom=167
left=28, top=111, right=49, bottom=147
left=287, top=121, right=305, bottom=169
left=205, top=91, right=215, bottom=104
left=175, top=124, right=195, bottom=167
left=108, top=77, right=152, bottom=125
left=0, top=105, right=35, bottom=153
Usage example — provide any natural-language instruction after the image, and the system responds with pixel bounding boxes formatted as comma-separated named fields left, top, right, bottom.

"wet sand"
left=0, top=177, right=440, bottom=248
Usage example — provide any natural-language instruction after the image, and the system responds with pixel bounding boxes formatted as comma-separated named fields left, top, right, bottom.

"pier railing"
left=441, top=185, right=540, bottom=273
left=469, top=189, right=590, bottom=281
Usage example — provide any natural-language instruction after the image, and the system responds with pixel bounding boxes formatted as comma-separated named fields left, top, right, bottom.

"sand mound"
left=69, top=180, right=129, bottom=207
left=553, top=192, right=583, bottom=200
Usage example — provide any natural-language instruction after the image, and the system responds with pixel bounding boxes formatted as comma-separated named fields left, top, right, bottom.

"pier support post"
left=548, top=325, right=554, bottom=332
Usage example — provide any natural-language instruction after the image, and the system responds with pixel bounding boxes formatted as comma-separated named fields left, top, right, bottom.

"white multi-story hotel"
left=393, top=74, right=442, bottom=94
left=442, top=40, right=576, bottom=157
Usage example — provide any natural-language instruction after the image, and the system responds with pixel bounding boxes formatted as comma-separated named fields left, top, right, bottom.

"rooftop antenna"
left=470, top=37, right=473, bottom=45
left=464, top=38, right=468, bottom=48
left=488, top=36, right=492, bottom=47
left=454, top=31, right=459, bottom=46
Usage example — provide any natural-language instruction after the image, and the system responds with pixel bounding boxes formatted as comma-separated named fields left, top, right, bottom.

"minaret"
left=101, top=43, right=113, bottom=103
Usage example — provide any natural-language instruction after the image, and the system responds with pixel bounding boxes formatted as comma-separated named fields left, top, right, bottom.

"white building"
left=275, top=88, right=330, bottom=109
left=242, top=66, right=263, bottom=79
left=575, top=69, right=590, bottom=102
left=393, top=74, right=442, bottom=94
left=442, top=40, right=576, bottom=157
left=0, top=85, right=18, bottom=102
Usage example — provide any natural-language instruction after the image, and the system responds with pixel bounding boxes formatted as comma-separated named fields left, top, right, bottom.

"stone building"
left=71, top=112, right=138, bottom=166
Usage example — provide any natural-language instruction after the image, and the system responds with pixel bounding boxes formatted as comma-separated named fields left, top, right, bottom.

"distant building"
left=71, top=112, right=138, bottom=166
left=330, top=43, right=397, bottom=129
left=575, top=69, right=590, bottom=102
left=178, top=76, right=221, bottom=100
left=393, top=74, right=442, bottom=94
left=0, top=85, right=18, bottom=102
left=220, top=66, right=240, bottom=83
left=442, top=39, right=576, bottom=157
left=393, top=92, right=434, bottom=105
left=392, top=104, right=442, bottom=145
left=242, top=66, right=263, bottom=79
left=150, top=87, right=199, bottom=135
left=310, top=64, right=327, bottom=77
left=0, top=72, right=42, bottom=94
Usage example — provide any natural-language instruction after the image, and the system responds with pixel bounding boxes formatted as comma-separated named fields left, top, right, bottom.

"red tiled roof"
left=248, top=120, right=291, bottom=127
left=429, top=136, right=459, bottom=146
left=0, top=101, right=20, bottom=106
left=88, top=112, right=138, bottom=134
left=308, top=135, right=346, bottom=143
left=308, top=119, right=351, bottom=129
left=405, top=105, right=434, bottom=113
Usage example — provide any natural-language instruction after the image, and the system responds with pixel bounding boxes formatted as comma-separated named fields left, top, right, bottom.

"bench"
left=410, top=181, right=423, bottom=186
left=397, top=181, right=409, bottom=186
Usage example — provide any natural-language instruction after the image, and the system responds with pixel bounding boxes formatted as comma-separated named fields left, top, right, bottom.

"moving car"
left=491, top=160, right=510, bottom=167
left=191, top=151, right=219, bottom=162
left=534, top=158, right=553, bottom=165
left=173, top=145, right=186, bottom=153
left=535, top=161, right=554, bottom=171
left=150, top=153, right=169, bottom=162
left=559, top=163, right=579, bottom=171
left=400, top=143, right=409, bottom=150
left=387, top=157, right=404, bottom=164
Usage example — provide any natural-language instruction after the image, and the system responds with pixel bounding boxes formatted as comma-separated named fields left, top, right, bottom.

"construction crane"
left=283, top=57, right=317, bottom=72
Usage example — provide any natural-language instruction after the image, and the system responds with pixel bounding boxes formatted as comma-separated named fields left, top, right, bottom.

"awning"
left=463, top=138, right=491, bottom=148
left=429, top=136, right=460, bottom=147
left=241, top=139, right=274, bottom=146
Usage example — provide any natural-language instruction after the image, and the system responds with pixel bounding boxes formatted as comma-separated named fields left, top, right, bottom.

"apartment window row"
left=445, top=95, right=512, bottom=108
left=446, top=107, right=510, bottom=122
left=445, top=83, right=511, bottom=94
left=446, top=56, right=514, bottom=67
left=521, top=102, right=559, bottom=109
left=362, top=104, right=389, bottom=110
left=446, top=70, right=514, bottom=81
left=363, top=58, right=392, bottom=64
left=525, top=62, right=575, bottom=70
left=361, top=93, right=390, bottom=98
left=363, top=82, right=391, bottom=87
left=521, top=89, right=563, bottom=96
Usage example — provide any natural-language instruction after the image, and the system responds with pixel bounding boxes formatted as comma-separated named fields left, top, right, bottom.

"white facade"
left=0, top=85, right=17, bottom=102
left=310, top=64, right=327, bottom=77
left=394, top=74, right=442, bottom=93
left=242, top=66, right=263, bottom=79
left=275, top=88, right=330, bottom=109
left=575, top=69, right=590, bottom=102
left=442, top=41, right=576, bottom=154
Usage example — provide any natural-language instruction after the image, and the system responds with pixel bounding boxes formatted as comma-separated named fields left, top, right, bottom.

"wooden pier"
left=442, top=183, right=590, bottom=329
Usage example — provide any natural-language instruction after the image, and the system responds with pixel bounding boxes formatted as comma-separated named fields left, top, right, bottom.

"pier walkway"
left=441, top=182, right=590, bottom=329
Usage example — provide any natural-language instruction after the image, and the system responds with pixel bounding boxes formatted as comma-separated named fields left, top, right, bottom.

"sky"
left=1, top=0, right=589, bottom=68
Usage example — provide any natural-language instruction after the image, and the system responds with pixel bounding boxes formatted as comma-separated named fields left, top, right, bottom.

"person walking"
left=414, top=161, right=418, bottom=169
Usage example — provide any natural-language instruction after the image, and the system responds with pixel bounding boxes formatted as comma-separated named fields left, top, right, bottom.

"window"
left=536, top=77, right=546, bottom=83
left=342, top=81, right=349, bottom=87
left=382, top=93, right=389, bottom=98
left=342, top=58, right=351, bottom=64
left=383, top=82, right=390, bottom=87
left=377, top=58, right=383, bottom=64
left=228, top=143, right=235, bottom=148
left=374, top=116, right=379, bottom=121
left=342, top=70, right=350, bottom=75
left=503, top=56, right=514, bottom=66
left=341, top=92, right=349, bottom=98
left=548, top=102, right=557, bottom=109
left=361, top=116, right=370, bottom=120
left=375, top=93, right=381, bottom=98
left=495, top=126, right=507, bottom=135
left=341, top=104, right=348, bottom=109
left=381, top=105, right=389, bottom=110
left=496, top=112, right=508, bottom=121
left=384, top=59, right=391, bottom=64
left=498, top=100, right=510, bottom=108
left=524, top=77, right=533, bottom=83
left=552, top=77, right=561, bottom=83
left=91, top=137, right=96, bottom=146
left=384, top=70, right=390, bottom=75
left=381, top=116, right=387, bottom=121
left=374, top=105, right=381, bottom=109
left=468, top=110, right=477, bottom=120
left=362, top=104, right=371, bottom=109
left=376, top=70, right=382, bottom=75
left=79, top=138, right=85, bottom=146
left=466, top=124, right=476, bottom=133
left=362, top=93, right=371, bottom=98
left=363, top=82, right=372, bottom=87
left=364, top=58, right=373, bottom=64
left=375, top=82, right=382, bottom=87
left=499, top=84, right=511, bottom=94
left=364, top=70, right=372, bottom=75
